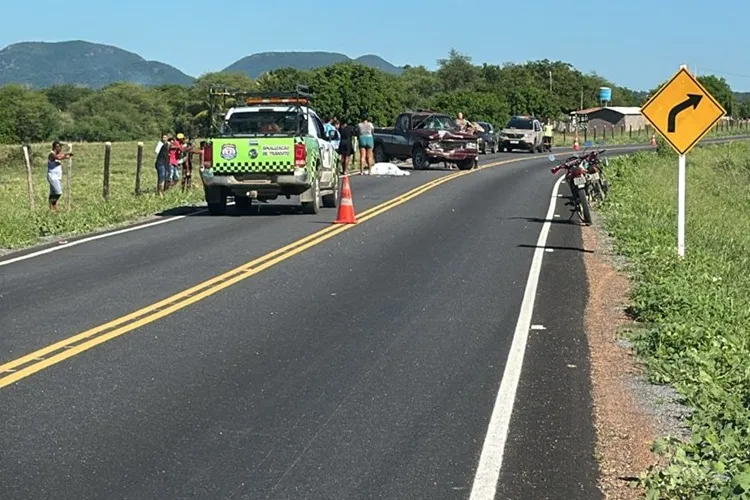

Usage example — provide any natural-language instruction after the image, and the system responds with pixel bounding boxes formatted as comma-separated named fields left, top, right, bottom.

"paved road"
left=0, top=141, right=727, bottom=499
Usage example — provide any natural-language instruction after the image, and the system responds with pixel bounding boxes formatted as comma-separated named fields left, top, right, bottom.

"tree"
left=307, top=63, right=405, bottom=125
left=0, top=85, right=61, bottom=143
left=697, top=75, right=734, bottom=115
left=42, top=85, right=95, bottom=112
left=436, top=49, right=481, bottom=92
left=65, top=83, right=171, bottom=141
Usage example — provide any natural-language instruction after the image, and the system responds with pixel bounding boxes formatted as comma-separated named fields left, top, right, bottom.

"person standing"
left=168, top=134, right=184, bottom=189
left=47, top=141, right=72, bottom=211
left=543, top=119, right=554, bottom=151
left=357, top=113, right=375, bottom=175
left=154, top=133, right=170, bottom=195
left=337, top=119, right=355, bottom=175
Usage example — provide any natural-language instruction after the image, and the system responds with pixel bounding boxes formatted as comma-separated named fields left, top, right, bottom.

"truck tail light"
left=202, top=142, right=213, bottom=169
left=294, top=142, right=306, bottom=167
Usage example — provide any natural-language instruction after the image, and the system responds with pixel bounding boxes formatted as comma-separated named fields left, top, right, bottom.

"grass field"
left=0, top=140, right=369, bottom=250
left=0, top=141, right=206, bottom=249
left=599, top=140, right=750, bottom=498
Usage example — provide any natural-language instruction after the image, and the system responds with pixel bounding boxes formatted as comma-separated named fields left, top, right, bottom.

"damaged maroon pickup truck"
left=373, top=111, right=479, bottom=170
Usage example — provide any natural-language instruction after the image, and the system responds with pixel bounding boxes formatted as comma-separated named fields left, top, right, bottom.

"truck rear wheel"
left=374, top=144, right=389, bottom=163
left=322, top=174, right=339, bottom=208
left=301, top=177, right=321, bottom=214
left=205, top=187, right=227, bottom=215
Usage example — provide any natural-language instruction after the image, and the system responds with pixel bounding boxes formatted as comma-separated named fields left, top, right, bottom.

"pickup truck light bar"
left=246, top=97, right=309, bottom=106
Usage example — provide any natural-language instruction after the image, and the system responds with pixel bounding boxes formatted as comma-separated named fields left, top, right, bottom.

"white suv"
left=499, top=116, right=544, bottom=153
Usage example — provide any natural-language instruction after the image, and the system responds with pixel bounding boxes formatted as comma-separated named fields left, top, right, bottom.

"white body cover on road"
left=370, top=162, right=411, bottom=176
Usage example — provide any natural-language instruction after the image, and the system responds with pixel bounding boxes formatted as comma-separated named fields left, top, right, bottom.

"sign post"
left=640, top=65, right=726, bottom=258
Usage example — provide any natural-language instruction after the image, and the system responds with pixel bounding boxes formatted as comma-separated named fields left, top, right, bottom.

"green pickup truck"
left=200, top=86, right=340, bottom=215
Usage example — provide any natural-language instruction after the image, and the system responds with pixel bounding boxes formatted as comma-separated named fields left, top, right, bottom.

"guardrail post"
left=103, top=142, right=111, bottom=200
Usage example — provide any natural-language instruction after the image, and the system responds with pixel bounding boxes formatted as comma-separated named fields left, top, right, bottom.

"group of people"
left=154, top=133, right=195, bottom=194
left=323, top=114, right=376, bottom=176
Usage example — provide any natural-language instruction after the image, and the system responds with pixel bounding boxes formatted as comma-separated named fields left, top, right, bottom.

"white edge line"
left=0, top=147, right=635, bottom=269
left=0, top=208, right=207, bottom=268
left=469, top=174, right=565, bottom=500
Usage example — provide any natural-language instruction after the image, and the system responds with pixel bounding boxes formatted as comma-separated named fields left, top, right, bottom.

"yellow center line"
left=0, top=155, right=531, bottom=389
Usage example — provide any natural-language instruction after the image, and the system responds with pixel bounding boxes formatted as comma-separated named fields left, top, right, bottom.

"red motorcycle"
left=580, top=145, right=610, bottom=201
left=549, top=153, right=592, bottom=224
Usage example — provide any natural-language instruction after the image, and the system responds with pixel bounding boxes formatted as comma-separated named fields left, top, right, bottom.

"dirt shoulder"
left=581, top=212, right=665, bottom=499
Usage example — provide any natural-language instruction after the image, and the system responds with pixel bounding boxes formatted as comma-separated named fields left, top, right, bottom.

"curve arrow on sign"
left=667, top=94, right=703, bottom=133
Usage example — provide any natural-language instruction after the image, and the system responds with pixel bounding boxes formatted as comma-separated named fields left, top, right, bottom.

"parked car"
left=498, top=116, right=544, bottom=153
left=475, top=121, right=497, bottom=154
left=372, top=111, right=479, bottom=170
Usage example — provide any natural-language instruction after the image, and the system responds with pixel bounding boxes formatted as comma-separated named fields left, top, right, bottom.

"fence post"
left=135, top=142, right=143, bottom=196
left=22, top=145, right=35, bottom=211
left=103, top=142, right=111, bottom=200
left=563, top=129, right=566, bottom=144
left=594, top=127, right=597, bottom=140
left=629, top=125, right=632, bottom=139
left=584, top=128, right=588, bottom=142
left=603, top=126, right=607, bottom=140
left=66, top=143, right=73, bottom=210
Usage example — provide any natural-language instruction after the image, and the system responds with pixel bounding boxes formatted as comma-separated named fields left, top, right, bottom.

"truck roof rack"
left=206, top=84, right=312, bottom=136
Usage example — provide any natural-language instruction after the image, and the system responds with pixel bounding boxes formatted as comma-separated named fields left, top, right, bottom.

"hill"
left=0, top=41, right=195, bottom=89
left=222, top=51, right=403, bottom=78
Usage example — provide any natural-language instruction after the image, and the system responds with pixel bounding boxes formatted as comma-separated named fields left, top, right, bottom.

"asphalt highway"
left=0, top=140, right=732, bottom=499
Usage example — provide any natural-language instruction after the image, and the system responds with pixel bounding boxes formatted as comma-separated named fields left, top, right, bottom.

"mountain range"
left=0, top=41, right=403, bottom=89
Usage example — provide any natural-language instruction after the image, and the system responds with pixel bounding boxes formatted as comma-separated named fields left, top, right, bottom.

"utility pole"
left=549, top=71, right=552, bottom=92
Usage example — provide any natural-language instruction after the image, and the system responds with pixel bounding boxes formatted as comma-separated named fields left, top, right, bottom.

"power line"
left=695, top=68, right=750, bottom=80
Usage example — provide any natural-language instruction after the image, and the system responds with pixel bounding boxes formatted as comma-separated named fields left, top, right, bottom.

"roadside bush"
left=600, top=143, right=750, bottom=498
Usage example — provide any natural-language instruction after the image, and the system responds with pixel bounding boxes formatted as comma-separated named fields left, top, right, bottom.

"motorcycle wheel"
left=594, top=180, right=606, bottom=201
left=577, top=187, right=592, bottom=224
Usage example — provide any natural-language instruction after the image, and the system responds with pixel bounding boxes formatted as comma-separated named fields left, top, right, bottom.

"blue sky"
left=1, top=0, right=746, bottom=91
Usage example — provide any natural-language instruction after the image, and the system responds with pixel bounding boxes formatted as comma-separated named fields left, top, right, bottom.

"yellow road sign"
left=641, top=67, right=726, bottom=155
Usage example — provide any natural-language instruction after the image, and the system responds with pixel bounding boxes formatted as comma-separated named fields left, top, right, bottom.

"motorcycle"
left=549, top=151, right=593, bottom=225
left=581, top=141, right=610, bottom=201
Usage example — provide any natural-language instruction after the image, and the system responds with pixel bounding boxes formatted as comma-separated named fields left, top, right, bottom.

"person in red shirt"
left=168, top=134, right=184, bottom=189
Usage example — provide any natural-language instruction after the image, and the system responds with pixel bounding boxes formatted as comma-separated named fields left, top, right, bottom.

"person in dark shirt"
left=154, top=133, right=170, bottom=195
left=337, top=119, right=355, bottom=175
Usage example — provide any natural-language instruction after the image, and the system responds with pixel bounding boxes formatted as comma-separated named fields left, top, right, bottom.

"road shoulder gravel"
left=581, top=211, right=691, bottom=499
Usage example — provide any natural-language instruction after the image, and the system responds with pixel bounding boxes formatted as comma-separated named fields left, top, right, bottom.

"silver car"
left=499, top=116, right=544, bottom=153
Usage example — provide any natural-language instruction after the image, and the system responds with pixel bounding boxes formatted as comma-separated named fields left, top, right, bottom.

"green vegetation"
left=0, top=50, right=650, bottom=143
left=599, top=142, right=750, bottom=498
left=0, top=141, right=204, bottom=249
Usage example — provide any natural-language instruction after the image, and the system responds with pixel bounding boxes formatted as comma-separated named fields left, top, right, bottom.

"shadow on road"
left=158, top=203, right=304, bottom=218
left=506, top=216, right=579, bottom=226
left=156, top=206, right=204, bottom=217
left=517, top=243, right=594, bottom=254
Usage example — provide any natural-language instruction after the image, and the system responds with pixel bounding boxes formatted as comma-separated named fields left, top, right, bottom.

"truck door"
left=393, top=113, right=412, bottom=157
left=309, top=113, right=335, bottom=186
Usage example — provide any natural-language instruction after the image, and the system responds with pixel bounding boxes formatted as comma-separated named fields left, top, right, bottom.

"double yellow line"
left=0, top=157, right=523, bottom=389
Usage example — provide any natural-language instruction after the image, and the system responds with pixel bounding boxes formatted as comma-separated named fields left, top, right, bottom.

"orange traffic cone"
left=650, top=134, right=657, bottom=146
left=334, top=176, right=357, bottom=224
left=573, top=136, right=580, bottom=151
